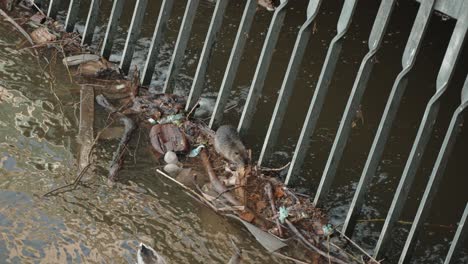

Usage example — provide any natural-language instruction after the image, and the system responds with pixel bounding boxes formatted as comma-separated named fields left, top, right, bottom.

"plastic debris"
left=163, top=164, right=182, bottom=176
left=322, top=224, right=334, bottom=236
left=279, top=206, right=289, bottom=224
left=187, top=145, right=205, bottom=158
left=158, top=113, right=185, bottom=125
left=164, top=151, right=178, bottom=164
left=226, top=214, right=287, bottom=252
left=63, top=54, right=101, bottom=66
left=148, top=118, right=157, bottom=125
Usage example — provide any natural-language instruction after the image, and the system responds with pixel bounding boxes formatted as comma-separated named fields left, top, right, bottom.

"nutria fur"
left=214, top=125, right=248, bottom=166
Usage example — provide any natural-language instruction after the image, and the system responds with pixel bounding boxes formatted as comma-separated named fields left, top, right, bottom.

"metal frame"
left=186, top=0, right=230, bottom=110
left=209, top=0, right=258, bottom=128
left=141, top=0, right=175, bottom=85
left=341, top=0, right=436, bottom=237
left=81, top=0, right=101, bottom=45
left=64, top=0, right=82, bottom=32
left=101, top=0, right=126, bottom=59
left=374, top=1, right=468, bottom=257
left=237, top=0, right=289, bottom=134
left=399, top=75, right=468, bottom=263
left=258, top=0, right=327, bottom=166
left=120, top=0, right=149, bottom=74
left=163, top=0, right=201, bottom=93
left=444, top=203, right=468, bottom=264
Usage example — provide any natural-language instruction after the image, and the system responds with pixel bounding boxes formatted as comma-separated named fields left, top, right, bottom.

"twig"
left=186, top=99, right=200, bottom=120
left=265, top=182, right=283, bottom=237
left=333, top=228, right=381, bottom=264
left=156, top=169, right=219, bottom=212
left=285, top=220, right=347, bottom=264
left=259, top=162, right=291, bottom=172
left=0, top=9, right=35, bottom=46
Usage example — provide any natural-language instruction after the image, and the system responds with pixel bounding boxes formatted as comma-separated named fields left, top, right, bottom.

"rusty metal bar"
left=374, top=2, right=468, bottom=257
left=64, top=0, right=82, bottom=32
left=312, top=0, right=396, bottom=205
left=81, top=0, right=101, bottom=45
left=237, top=0, right=289, bottom=134
left=120, top=0, right=149, bottom=74
left=141, top=0, right=175, bottom=85
left=101, top=0, right=126, bottom=59
left=341, top=0, right=435, bottom=237
left=444, top=203, right=468, bottom=264
left=186, top=0, right=230, bottom=109
left=209, top=0, right=257, bottom=128
left=163, top=0, right=201, bottom=93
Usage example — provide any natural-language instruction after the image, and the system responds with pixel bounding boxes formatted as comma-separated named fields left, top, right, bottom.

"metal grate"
left=38, top=0, right=468, bottom=262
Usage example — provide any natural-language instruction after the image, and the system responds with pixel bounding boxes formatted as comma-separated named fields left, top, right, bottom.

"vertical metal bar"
left=399, top=75, right=468, bottom=264
left=444, top=203, right=468, bottom=264
left=260, top=0, right=353, bottom=168
left=341, top=0, right=435, bottom=237
left=120, top=0, right=149, bottom=74
left=186, top=0, right=230, bottom=111
left=237, top=0, right=289, bottom=134
left=310, top=0, right=396, bottom=203
left=209, top=0, right=257, bottom=128
left=374, top=3, right=468, bottom=257
left=141, top=0, right=175, bottom=85
left=47, top=0, right=60, bottom=19
left=81, top=0, right=101, bottom=46
left=101, top=0, right=126, bottom=59
left=64, top=0, right=82, bottom=32
left=162, top=0, right=201, bottom=93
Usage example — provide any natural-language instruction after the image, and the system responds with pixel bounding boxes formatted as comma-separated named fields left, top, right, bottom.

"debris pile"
left=1, top=4, right=381, bottom=264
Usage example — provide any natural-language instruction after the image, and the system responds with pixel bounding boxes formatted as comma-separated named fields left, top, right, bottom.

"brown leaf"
left=274, top=186, right=285, bottom=199
left=256, top=201, right=267, bottom=212
left=239, top=211, right=255, bottom=223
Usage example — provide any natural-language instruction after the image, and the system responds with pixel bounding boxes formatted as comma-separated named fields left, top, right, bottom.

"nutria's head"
left=230, top=144, right=249, bottom=167
left=137, top=243, right=166, bottom=264
left=257, top=0, right=276, bottom=11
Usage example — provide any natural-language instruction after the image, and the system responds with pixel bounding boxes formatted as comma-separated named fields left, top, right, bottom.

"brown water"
left=1, top=0, right=467, bottom=263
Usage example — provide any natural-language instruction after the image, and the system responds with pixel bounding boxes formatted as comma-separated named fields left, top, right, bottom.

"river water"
left=0, top=0, right=467, bottom=263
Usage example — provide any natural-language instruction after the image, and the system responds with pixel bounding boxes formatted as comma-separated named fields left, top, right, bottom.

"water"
left=1, top=0, right=467, bottom=263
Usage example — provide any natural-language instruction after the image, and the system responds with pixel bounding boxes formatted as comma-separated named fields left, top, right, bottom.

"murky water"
left=1, top=0, right=467, bottom=263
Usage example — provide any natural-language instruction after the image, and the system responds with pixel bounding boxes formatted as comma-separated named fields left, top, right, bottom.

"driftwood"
left=96, top=94, right=136, bottom=181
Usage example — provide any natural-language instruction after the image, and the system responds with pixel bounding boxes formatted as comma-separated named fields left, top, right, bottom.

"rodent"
left=214, top=125, right=248, bottom=166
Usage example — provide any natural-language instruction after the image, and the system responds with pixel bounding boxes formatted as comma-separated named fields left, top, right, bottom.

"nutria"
left=137, top=243, right=166, bottom=264
left=214, top=125, right=248, bottom=166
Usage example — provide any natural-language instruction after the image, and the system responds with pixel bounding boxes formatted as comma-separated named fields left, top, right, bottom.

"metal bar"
left=101, top=0, right=126, bottom=59
left=444, top=203, right=468, bottom=264
left=185, top=0, right=229, bottom=109
left=47, top=0, right=60, bottom=19
left=341, top=0, right=435, bottom=237
left=162, top=0, right=201, bottom=93
left=260, top=0, right=352, bottom=170
left=374, top=2, right=468, bottom=257
left=399, top=75, right=468, bottom=264
left=141, top=0, right=175, bottom=85
left=209, top=0, right=257, bottom=128
left=120, top=0, right=149, bottom=74
left=81, top=0, right=101, bottom=46
left=237, top=0, right=289, bottom=134
left=309, top=0, right=396, bottom=204
left=64, top=0, right=82, bottom=32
